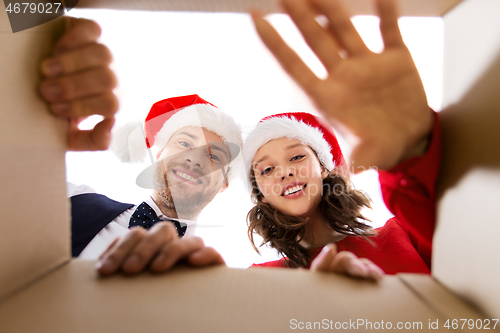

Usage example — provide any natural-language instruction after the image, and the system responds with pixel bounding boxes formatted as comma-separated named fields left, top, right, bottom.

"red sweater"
left=252, top=113, right=441, bottom=274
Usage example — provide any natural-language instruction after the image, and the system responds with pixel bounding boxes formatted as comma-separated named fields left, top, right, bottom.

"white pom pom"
left=110, top=122, right=147, bottom=163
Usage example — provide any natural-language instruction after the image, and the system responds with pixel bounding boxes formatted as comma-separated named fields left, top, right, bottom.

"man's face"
left=153, top=126, right=230, bottom=217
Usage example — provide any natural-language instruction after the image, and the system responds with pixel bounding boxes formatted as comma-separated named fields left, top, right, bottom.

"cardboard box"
left=1, top=0, right=499, bottom=331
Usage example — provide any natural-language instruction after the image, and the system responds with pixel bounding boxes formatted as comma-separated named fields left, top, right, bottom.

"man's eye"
left=291, top=154, right=306, bottom=161
left=209, top=154, right=221, bottom=162
left=179, top=141, right=191, bottom=148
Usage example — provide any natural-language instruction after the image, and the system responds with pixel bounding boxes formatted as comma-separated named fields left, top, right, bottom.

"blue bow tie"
left=129, top=202, right=187, bottom=237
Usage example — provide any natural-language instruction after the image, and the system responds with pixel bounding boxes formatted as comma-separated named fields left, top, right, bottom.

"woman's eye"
left=261, top=167, right=273, bottom=175
left=291, top=154, right=306, bottom=161
left=179, top=141, right=191, bottom=148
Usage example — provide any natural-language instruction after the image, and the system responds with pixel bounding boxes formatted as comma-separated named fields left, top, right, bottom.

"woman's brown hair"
left=247, top=166, right=373, bottom=268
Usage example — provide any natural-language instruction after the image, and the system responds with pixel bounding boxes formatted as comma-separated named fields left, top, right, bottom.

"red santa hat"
left=243, top=112, right=347, bottom=190
left=111, top=94, right=242, bottom=177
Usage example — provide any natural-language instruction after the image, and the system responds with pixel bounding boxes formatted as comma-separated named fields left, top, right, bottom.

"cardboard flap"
left=436, top=0, right=500, bottom=319
left=0, top=260, right=443, bottom=333
left=0, top=11, right=70, bottom=301
left=398, top=274, right=485, bottom=322
left=75, top=0, right=464, bottom=17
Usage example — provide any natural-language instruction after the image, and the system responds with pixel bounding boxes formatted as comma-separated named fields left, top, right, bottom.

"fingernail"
left=96, top=257, right=115, bottom=273
left=348, top=263, right=365, bottom=277
left=42, top=59, right=62, bottom=78
left=123, top=254, right=140, bottom=270
left=312, top=245, right=330, bottom=264
left=51, top=102, right=69, bottom=115
left=40, top=82, right=62, bottom=100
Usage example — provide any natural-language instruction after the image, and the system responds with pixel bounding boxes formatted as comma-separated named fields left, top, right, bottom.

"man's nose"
left=184, top=149, right=204, bottom=168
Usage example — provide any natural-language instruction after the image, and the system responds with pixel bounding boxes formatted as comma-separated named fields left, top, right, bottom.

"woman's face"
left=252, top=138, right=328, bottom=218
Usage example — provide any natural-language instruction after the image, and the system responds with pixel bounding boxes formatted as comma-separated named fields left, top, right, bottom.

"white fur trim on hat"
left=110, top=121, right=148, bottom=163
left=243, top=116, right=334, bottom=191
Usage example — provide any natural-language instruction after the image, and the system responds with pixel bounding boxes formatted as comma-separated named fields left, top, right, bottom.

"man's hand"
left=252, top=0, right=433, bottom=172
left=96, top=222, right=225, bottom=276
left=310, top=244, right=384, bottom=280
left=39, top=18, right=118, bottom=151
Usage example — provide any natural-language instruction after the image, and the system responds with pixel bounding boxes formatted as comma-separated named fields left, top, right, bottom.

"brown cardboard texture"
left=0, top=10, right=70, bottom=301
left=0, top=260, right=448, bottom=333
left=75, top=0, right=464, bottom=17
left=435, top=0, right=500, bottom=319
left=2, top=0, right=500, bottom=332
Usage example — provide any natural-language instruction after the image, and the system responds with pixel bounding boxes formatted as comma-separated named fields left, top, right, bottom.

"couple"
left=40, top=0, right=438, bottom=279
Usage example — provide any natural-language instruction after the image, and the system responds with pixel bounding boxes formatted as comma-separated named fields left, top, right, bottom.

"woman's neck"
left=300, top=210, right=346, bottom=248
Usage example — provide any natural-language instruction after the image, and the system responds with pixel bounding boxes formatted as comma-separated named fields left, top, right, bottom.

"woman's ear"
left=260, top=195, right=268, bottom=203
left=321, top=168, right=330, bottom=180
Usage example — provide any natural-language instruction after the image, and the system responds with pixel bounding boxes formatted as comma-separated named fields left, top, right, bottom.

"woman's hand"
left=252, top=0, right=433, bottom=172
left=310, top=243, right=384, bottom=280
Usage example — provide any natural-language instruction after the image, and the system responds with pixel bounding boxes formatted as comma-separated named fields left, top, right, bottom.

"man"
left=40, top=19, right=241, bottom=275
left=71, top=94, right=242, bottom=263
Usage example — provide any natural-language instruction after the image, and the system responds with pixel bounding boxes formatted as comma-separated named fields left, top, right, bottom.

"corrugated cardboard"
left=2, top=0, right=500, bottom=332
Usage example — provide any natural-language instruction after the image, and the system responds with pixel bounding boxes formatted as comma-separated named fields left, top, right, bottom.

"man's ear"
left=219, top=179, right=229, bottom=193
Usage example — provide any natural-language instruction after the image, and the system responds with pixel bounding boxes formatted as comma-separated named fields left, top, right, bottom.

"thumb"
left=311, top=243, right=338, bottom=271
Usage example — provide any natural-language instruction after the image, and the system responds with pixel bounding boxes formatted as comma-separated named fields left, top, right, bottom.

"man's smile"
left=172, top=168, right=202, bottom=185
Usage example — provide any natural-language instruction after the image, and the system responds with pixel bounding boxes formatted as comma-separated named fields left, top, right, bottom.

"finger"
left=40, top=67, right=117, bottom=103
left=42, top=43, right=113, bottom=79
left=251, top=12, right=319, bottom=93
left=310, top=243, right=337, bottom=271
left=121, top=222, right=179, bottom=275
left=359, top=258, right=385, bottom=280
left=55, top=18, right=102, bottom=54
left=51, top=92, right=119, bottom=118
left=96, top=227, right=147, bottom=276
left=375, top=0, right=405, bottom=49
left=281, top=0, right=341, bottom=71
left=68, top=117, right=115, bottom=151
left=149, top=237, right=206, bottom=273
left=311, top=0, right=369, bottom=56
left=330, top=251, right=368, bottom=277
left=98, top=237, right=120, bottom=261
left=187, top=247, right=226, bottom=266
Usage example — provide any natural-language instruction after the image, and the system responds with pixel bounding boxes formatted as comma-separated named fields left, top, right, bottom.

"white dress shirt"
left=67, top=183, right=197, bottom=260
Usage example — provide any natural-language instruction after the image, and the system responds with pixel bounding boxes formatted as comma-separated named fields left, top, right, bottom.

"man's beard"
left=152, top=159, right=219, bottom=218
